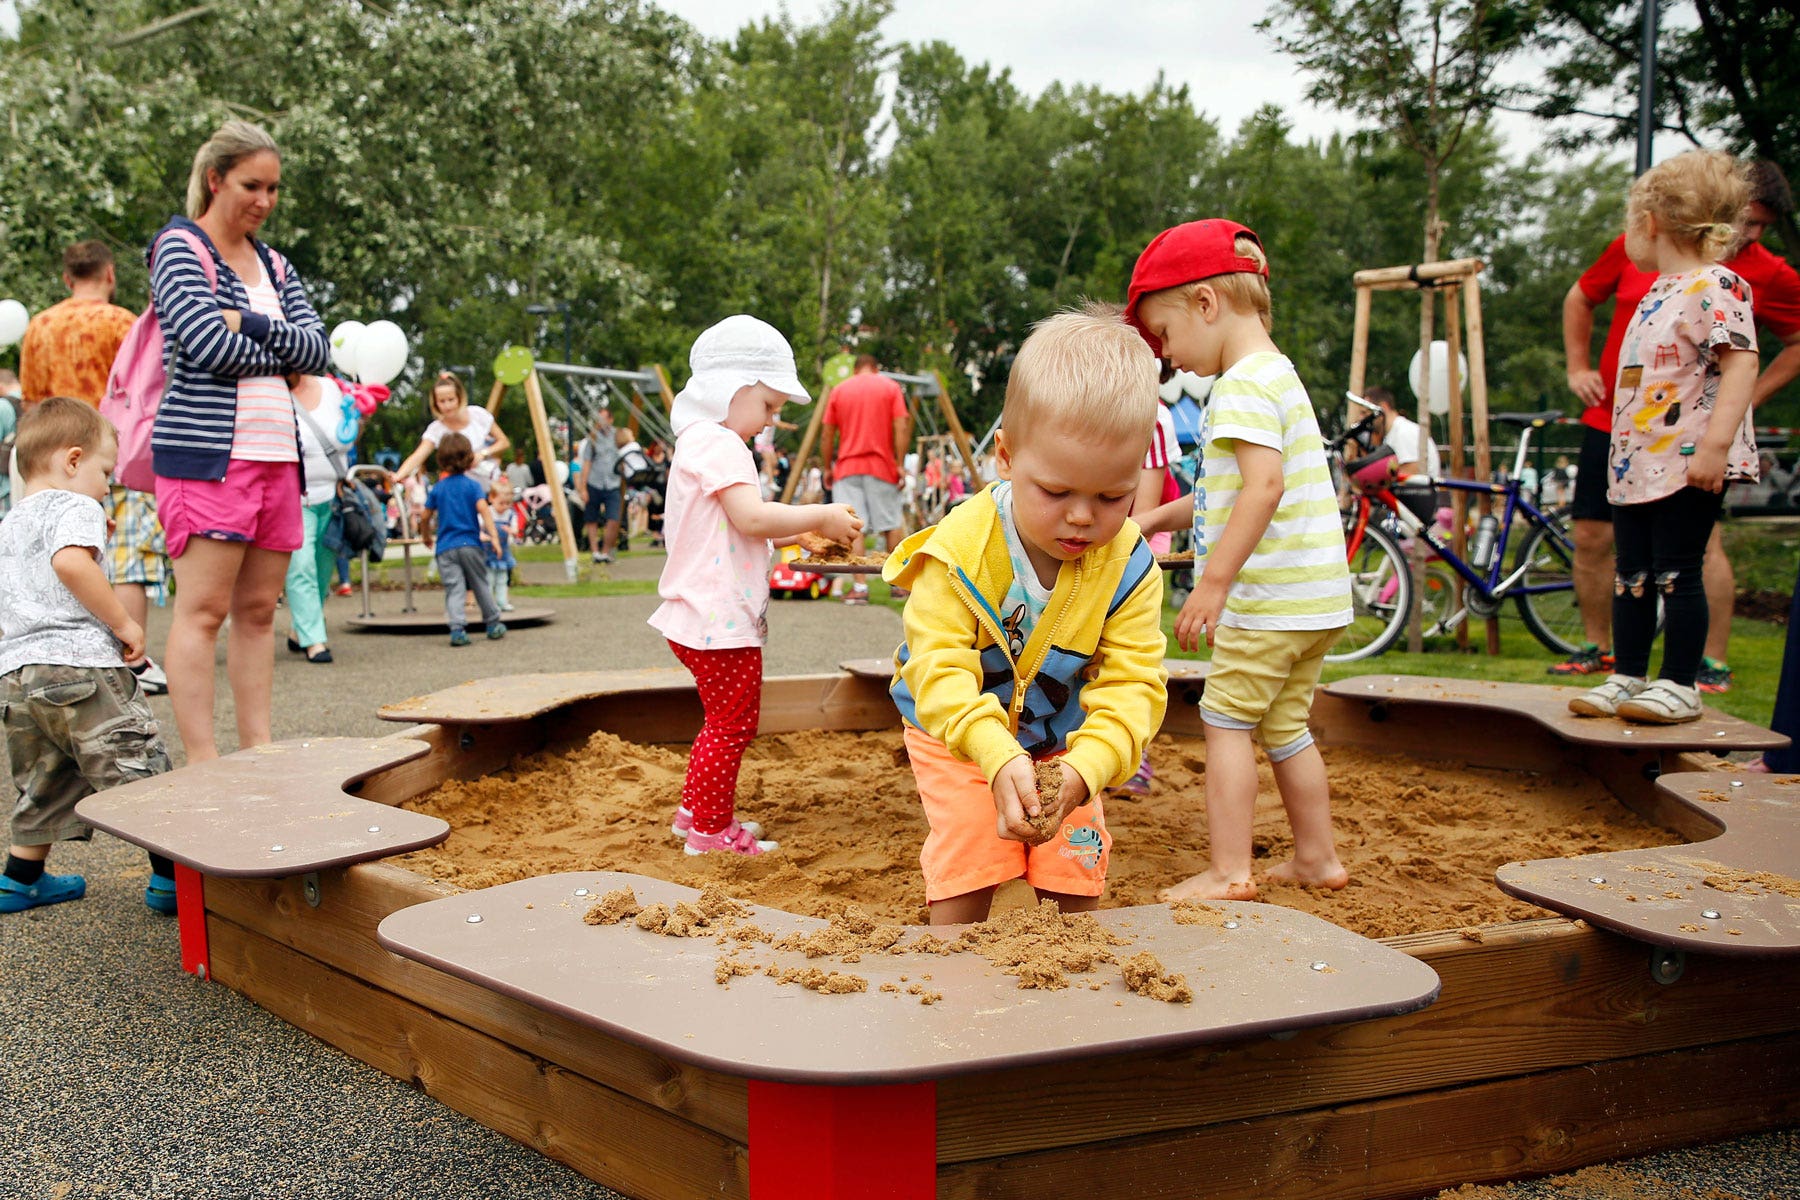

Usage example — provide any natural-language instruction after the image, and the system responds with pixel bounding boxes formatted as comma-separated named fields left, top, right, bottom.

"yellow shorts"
left=905, top=726, right=1111, bottom=903
left=1200, top=624, right=1344, bottom=754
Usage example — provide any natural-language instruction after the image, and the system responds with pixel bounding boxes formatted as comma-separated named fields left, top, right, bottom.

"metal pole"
left=1635, top=0, right=1657, bottom=175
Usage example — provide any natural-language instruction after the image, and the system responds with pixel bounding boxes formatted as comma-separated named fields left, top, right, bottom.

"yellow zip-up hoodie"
left=883, top=484, right=1168, bottom=801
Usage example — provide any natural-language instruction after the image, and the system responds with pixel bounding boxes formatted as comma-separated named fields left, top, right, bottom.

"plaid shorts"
left=106, top=487, right=170, bottom=603
left=2, top=663, right=172, bottom=846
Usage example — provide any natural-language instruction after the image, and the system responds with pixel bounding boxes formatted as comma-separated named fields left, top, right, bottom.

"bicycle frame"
left=1343, top=423, right=1574, bottom=613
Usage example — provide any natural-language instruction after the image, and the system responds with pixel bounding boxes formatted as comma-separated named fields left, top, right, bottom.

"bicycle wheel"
left=1513, top=517, right=1584, bottom=655
left=1328, top=521, right=1412, bottom=662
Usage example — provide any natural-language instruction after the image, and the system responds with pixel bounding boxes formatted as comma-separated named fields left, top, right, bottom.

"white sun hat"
left=669, top=315, right=812, bottom=436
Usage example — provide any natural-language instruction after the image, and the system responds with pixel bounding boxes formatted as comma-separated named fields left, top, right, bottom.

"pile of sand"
left=394, top=726, right=1687, bottom=940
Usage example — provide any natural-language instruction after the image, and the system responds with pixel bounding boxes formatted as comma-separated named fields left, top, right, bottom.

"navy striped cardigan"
left=147, top=216, right=331, bottom=481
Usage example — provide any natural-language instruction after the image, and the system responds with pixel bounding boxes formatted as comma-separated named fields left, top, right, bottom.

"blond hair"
left=1144, top=235, right=1273, bottom=334
left=186, top=120, right=281, bottom=219
left=1001, top=301, right=1158, bottom=452
left=17, top=396, right=114, bottom=479
left=1629, top=150, right=1751, bottom=263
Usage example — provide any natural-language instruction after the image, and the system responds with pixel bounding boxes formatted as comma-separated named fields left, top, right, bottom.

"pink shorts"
left=905, top=726, right=1111, bottom=903
left=156, top=458, right=303, bottom=559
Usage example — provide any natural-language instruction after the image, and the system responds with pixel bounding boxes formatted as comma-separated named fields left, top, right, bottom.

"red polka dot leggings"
left=668, top=640, right=763, bottom=835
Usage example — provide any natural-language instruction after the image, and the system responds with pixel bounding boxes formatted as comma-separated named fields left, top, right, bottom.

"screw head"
left=1223, top=920, right=1239, bottom=930
left=1701, top=909, right=1721, bottom=921
left=1622, top=730, right=1635, bottom=737
left=1310, top=961, right=1329, bottom=972
left=1589, top=876, right=1607, bottom=885
left=367, top=825, right=381, bottom=833
left=1730, top=780, right=1745, bottom=788
left=466, top=914, right=484, bottom=924
left=270, top=844, right=285, bottom=853
left=574, top=888, right=591, bottom=897
left=1714, top=730, right=1725, bottom=737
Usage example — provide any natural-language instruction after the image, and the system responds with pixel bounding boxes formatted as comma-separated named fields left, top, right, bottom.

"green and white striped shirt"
left=1196, top=352, right=1351, bottom=630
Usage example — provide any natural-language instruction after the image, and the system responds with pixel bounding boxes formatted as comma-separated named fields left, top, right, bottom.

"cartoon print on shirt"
left=1001, top=601, right=1028, bottom=660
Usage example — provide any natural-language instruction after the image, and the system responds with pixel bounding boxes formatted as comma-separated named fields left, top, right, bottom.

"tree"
left=1524, top=0, right=1800, bottom=259
left=1261, top=0, right=1535, bottom=264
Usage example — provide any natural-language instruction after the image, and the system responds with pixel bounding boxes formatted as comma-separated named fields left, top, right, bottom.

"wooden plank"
left=208, top=917, right=749, bottom=1200
left=937, top=1031, right=1800, bottom=1199
left=1308, top=690, right=1570, bottom=772
left=1347, top=286, right=1372, bottom=397
left=932, top=919, right=1800, bottom=1161
left=352, top=720, right=550, bottom=808
left=524, top=370, right=579, bottom=573
left=203, top=865, right=750, bottom=1141
left=1353, top=259, right=1485, bottom=288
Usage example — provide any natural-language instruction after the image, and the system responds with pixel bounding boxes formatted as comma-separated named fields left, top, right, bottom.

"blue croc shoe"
left=0, top=871, right=87, bottom=913
left=145, top=873, right=178, bottom=915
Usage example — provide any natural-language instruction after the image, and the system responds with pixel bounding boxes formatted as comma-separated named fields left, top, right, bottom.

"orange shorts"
left=904, top=726, right=1112, bottom=903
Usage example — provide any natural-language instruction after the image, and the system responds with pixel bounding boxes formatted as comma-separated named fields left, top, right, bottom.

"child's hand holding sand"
left=815, top=504, right=863, bottom=546
left=992, top=755, right=1086, bottom=844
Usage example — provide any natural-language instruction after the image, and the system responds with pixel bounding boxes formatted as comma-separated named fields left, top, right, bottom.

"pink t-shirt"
left=1609, top=265, right=1760, bottom=506
left=648, top=421, right=770, bottom=650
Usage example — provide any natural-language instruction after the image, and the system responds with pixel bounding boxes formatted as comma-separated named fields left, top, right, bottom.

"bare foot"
left=1267, top=857, right=1350, bottom=890
left=1159, top=870, right=1258, bottom=903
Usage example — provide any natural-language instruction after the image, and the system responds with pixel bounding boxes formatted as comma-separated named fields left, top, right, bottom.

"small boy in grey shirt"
left=0, top=397, right=174, bottom=914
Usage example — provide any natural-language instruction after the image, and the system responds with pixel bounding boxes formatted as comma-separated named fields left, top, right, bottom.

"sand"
left=394, top=726, right=1688, bottom=940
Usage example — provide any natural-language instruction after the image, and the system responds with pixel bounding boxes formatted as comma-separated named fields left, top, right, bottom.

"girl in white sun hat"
left=649, top=316, right=863, bottom=855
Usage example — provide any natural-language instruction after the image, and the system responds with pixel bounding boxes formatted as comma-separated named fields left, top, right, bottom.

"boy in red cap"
left=1128, top=220, right=1352, bottom=902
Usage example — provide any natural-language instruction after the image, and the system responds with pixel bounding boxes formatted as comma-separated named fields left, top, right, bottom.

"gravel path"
left=3, top=569, right=1792, bottom=1199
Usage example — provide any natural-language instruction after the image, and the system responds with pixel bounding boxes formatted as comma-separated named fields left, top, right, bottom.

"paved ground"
left=3, top=561, right=1793, bottom=1199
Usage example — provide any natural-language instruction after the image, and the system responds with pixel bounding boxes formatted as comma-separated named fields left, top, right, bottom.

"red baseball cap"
left=1124, top=219, right=1268, bottom=356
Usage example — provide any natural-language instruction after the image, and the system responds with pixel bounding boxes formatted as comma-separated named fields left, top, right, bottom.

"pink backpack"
left=101, top=230, right=286, bottom=492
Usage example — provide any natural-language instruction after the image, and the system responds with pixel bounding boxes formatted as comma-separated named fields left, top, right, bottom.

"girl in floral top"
left=1571, top=151, right=1760, bottom=725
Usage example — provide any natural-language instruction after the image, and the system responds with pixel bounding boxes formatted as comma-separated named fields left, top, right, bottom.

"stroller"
left=519, top=481, right=582, bottom=544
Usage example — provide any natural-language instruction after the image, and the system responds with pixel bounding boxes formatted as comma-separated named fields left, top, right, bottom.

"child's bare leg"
left=1035, top=889, right=1098, bottom=914
left=1266, top=739, right=1348, bottom=889
left=1160, top=724, right=1260, bottom=902
left=7, top=844, right=50, bottom=864
left=929, top=886, right=997, bottom=926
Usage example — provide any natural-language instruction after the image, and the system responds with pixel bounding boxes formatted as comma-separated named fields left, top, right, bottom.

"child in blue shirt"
left=423, top=432, right=505, bottom=646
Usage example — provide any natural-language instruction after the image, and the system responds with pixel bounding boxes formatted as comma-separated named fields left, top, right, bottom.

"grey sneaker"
left=1617, top=679, right=1703, bottom=725
left=1568, top=674, right=1647, bottom=718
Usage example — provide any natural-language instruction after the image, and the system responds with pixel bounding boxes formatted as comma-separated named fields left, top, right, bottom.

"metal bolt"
left=302, top=873, right=321, bottom=909
left=270, top=844, right=285, bottom=853
left=1622, top=730, right=1635, bottom=737
left=1714, top=730, right=1725, bottom=737
left=1223, top=920, right=1239, bottom=930
left=1649, top=947, right=1685, bottom=986
left=574, top=888, right=591, bottom=897
left=1701, top=909, right=1720, bottom=921
left=466, top=914, right=483, bottom=924
left=367, top=825, right=381, bottom=833
left=1589, top=876, right=1607, bottom=885
left=1730, top=780, right=1744, bottom=789
left=1310, top=961, right=1329, bottom=972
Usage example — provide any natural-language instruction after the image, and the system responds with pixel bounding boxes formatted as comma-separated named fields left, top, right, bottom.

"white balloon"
left=553, top=459, right=570, bottom=487
left=354, top=320, right=409, bottom=386
left=1408, top=340, right=1469, bottom=417
left=329, top=321, right=367, bottom=377
left=1179, top=372, right=1214, bottom=402
left=0, top=299, right=30, bottom=347
left=1157, top=375, right=1185, bottom=404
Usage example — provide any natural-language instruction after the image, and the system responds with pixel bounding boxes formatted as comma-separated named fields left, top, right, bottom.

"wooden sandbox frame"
left=81, top=668, right=1800, bottom=1200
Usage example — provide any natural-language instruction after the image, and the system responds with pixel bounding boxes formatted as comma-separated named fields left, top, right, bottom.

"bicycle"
left=1328, top=397, right=1582, bottom=663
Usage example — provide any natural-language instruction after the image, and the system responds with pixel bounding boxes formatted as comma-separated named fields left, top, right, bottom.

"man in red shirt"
left=19, top=240, right=170, bottom=695
left=819, top=355, right=912, bottom=598
left=1559, top=161, right=1800, bottom=690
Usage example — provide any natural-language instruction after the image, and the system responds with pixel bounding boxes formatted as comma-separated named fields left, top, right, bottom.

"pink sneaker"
left=670, top=806, right=763, bottom=840
left=683, top=820, right=778, bottom=857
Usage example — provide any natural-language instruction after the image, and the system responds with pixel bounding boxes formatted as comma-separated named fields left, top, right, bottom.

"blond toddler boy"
left=884, top=305, right=1169, bottom=925
left=1128, top=220, right=1353, bottom=902
left=0, top=397, right=174, bottom=914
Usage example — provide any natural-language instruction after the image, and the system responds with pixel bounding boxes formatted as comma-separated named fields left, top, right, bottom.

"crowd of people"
left=3, top=113, right=1795, bottom=930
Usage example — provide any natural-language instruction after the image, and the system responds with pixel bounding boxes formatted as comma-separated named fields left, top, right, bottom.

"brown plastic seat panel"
left=344, top=606, right=555, bottom=633
left=839, top=658, right=894, bottom=680
left=377, top=668, right=693, bottom=724
left=1323, top=675, right=1789, bottom=753
left=376, top=871, right=1441, bottom=1085
left=75, top=737, right=446, bottom=877
left=1497, top=771, right=1800, bottom=957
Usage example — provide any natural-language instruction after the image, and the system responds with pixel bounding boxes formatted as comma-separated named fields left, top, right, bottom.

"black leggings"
left=1610, top=486, right=1722, bottom=687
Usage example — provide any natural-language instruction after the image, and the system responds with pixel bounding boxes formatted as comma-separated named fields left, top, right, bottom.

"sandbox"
left=77, top=666, right=1799, bottom=1200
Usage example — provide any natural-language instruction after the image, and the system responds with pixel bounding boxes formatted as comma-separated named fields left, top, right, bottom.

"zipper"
left=948, top=568, right=1021, bottom=731
left=1015, top=560, right=1077, bottom=725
